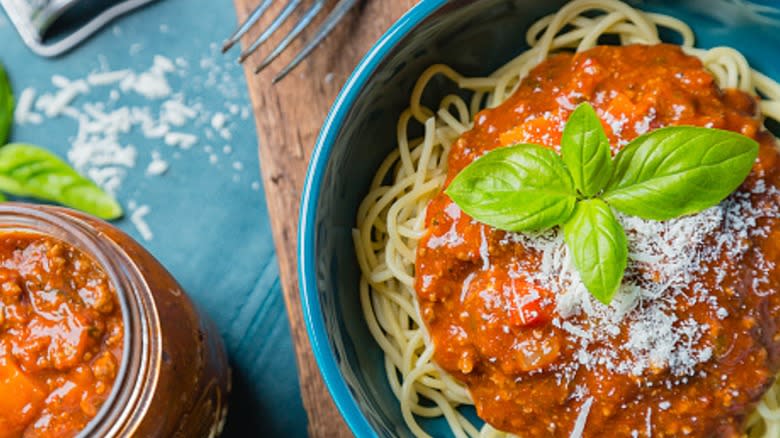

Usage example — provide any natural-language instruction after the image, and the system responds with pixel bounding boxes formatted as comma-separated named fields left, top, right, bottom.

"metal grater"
left=1, top=0, right=158, bottom=57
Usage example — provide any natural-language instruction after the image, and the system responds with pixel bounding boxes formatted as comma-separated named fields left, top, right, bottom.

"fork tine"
left=222, top=0, right=274, bottom=53
left=238, top=0, right=303, bottom=63
left=255, top=0, right=326, bottom=74
left=272, top=0, right=360, bottom=83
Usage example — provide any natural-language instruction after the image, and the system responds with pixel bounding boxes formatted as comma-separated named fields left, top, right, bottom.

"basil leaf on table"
left=603, top=126, right=759, bottom=220
left=561, top=103, right=613, bottom=197
left=0, top=64, right=13, bottom=146
left=0, top=144, right=123, bottom=220
left=445, top=144, right=577, bottom=231
left=563, top=199, right=627, bottom=304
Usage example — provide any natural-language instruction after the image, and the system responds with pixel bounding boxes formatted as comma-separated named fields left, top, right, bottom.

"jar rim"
left=0, top=203, right=137, bottom=437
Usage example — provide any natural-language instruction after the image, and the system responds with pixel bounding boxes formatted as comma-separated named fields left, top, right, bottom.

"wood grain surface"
left=231, top=1, right=416, bottom=436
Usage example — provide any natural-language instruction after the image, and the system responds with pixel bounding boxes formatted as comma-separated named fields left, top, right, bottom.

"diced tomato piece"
left=505, top=279, right=552, bottom=328
left=510, top=298, right=549, bottom=328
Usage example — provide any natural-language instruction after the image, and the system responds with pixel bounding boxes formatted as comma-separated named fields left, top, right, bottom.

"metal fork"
left=223, top=0, right=359, bottom=83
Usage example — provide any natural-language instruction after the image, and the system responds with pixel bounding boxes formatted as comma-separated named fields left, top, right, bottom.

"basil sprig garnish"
left=603, top=126, right=759, bottom=220
left=0, top=62, right=122, bottom=219
left=562, top=103, right=613, bottom=197
left=446, top=103, right=758, bottom=304
left=562, top=199, right=627, bottom=304
left=445, top=145, right=577, bottom=231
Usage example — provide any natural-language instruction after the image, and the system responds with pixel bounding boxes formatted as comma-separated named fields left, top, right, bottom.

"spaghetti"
left=353, top=0, right=780, bottom=436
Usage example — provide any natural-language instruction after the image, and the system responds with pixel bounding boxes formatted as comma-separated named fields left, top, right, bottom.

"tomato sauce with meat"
left=415, top=44, right=780, bottom=436
left=0, top=232, right=123, bottom=437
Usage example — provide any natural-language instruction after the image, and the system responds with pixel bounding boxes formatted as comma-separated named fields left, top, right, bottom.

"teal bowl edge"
left=298, top=1, right=448, bottom=436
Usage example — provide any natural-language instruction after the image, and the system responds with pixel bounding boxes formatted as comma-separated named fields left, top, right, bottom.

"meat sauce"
left=0, top=232, right=123, bottom=437
left=415, top=45, right=780, bottom=436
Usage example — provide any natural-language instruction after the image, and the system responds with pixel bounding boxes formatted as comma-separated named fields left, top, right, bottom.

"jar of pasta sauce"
left=0, top=203, right=230, bottom=437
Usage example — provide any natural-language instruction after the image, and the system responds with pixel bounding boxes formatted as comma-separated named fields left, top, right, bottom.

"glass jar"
left=0, top=203, right=230, bottom=437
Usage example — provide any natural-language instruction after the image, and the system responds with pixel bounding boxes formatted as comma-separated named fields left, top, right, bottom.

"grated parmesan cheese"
left=87, top=69, right=131, bottom=86
left=164, top=132, right=198, bottom=149
left=146, top=151, right=169, bottom=176
left=44, top=79, right=89, bottom=117
left=15, top=43, right=253, bottom=241
left=569, top=397, right=593, bottom=438
left=51, top=75, right=71, bottom=88
left=130, top=204, right=153, bottom=241
left=646, top=408, right=652, bottom=436
left=14, top=87, right=41, bottom=124
left=504, top=182, right=780, bottom=379
left=211, top=112, right=226, bottom=130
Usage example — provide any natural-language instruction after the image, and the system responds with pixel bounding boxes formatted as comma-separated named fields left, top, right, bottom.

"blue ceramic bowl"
left=298, top=1, right=780, bottom=436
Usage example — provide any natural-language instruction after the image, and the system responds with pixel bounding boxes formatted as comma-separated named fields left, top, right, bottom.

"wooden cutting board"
left=231, top=1, right=417, bottom=436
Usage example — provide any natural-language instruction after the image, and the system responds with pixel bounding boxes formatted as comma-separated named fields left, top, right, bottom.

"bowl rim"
left=298, top=0, right=448, bottom=436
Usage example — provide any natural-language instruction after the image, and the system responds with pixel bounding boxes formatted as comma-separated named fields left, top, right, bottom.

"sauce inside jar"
left=0, top=231, right=123, bottom=438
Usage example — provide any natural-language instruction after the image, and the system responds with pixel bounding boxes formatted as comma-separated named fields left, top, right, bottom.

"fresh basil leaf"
left=0, top=144, right=123, bottom=220
left=561, top=103, right=613, bottom=197
left=563, top=199, right=627, bottom=304
left=445, top=144, right=577, bottom=232
left=0, top=64, right=13, bottom=145
left=603, top=126, right=759, bottom=220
